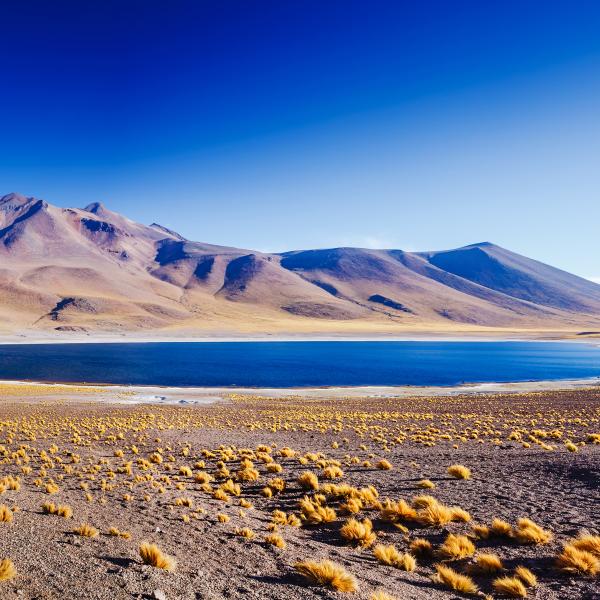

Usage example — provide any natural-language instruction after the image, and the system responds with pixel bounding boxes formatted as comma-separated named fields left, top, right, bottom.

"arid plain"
left=0, top=383, right=597, bottom=599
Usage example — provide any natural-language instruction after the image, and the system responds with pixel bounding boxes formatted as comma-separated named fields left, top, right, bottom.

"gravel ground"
left=0, top=388, right=597, bottom=599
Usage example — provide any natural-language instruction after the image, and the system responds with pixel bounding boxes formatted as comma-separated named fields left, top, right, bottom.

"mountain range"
left=0, top=192, right=599, bottom=338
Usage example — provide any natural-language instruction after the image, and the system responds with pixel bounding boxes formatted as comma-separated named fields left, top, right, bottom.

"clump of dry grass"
left=410, top=538, right=433, bottom=558
left=340, top=518, right=376, bottom=547
left=417, top=479, right=435, bottom=489
left=376, top=459, right=392, bottom=470
left=235, top=527, right=255, bottom=539
left=74, top=524, right=99, bottom=538
left=492, top=576, right=527, bottom=598
left=370, top=591, right=396, bottom=600
left=514, top=566, right=537, bottom=587
left=373, top=544, right=416, bottom=571
left=0, top=558, right=16, bottom=582
left=299, top=496, right=337, bottom=525
left=555, top=544, right=599, bottom=576
left=490, top=518, right=513, bottom=537
left=468, top=552, right=504, bottom=574
left=447, top=464, right=471, bottom=479
left=513, top=518, right=552, bottom=545
left=571, top=534, right=600, bottom=557
left=295, top=559, right=357, bottom=592
left=108, top=527, right=131, bottom=539
left=57, top=504, right=73, bottom=518
left=139, top=542, right=176, bottom=571
left=431, top=564, right=478, bottom=595
left=380, top=498, right=417, bottom=523
left=264, top=532, right=286, bottom=549
left=437, top=534, right=476, bottom=560
left=0, top=505, right=13, bottom=523
left=217, top=513, right=230, bottom=523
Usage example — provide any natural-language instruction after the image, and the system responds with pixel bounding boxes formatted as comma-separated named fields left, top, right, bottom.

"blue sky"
left=1, top=1, right=600, bottom=281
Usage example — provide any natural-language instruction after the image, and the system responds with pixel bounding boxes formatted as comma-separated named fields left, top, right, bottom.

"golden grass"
left=139, top=542, right=176, bottom=571
left=555, top=544, right=599, bottom=576
left=417, top=479, right=435, bottom=489
left=0, top=505, right=13, bottom=523
left=431, top=564, right=478, bottom=595
left=493, top=576, right=528, bottom=598
left=295, top=559, right=357, bottom=593
left=380, top=498, right=417, bottom=523
left=514, top=566, right=537, bottom=587
left=340, top=518, right=376, bottom=548
left=264, top=532, right=286, bottom=549
left=74, top=523, right=99, bottom=537
left=447, top=464, right=471, bottom=479
left=373, top=544, right=416, bottom=571
left=409, top=538, right=433, bottom=557
left=370, top=591, right=396, bottom=600
left=513, top=518, right=552, bottom=545
left=437, top=534, right=476, bottom=560
left=234, top=527, right=255, bottom=539
left=469, top=552, right=504, bottom=574
left=376, top=459, right=392, bottom=470
left=571, top=534, right=600, bottom=556
left=0, top=558, right=16, bottom=582
left=490, top=518, right=513, bottom=537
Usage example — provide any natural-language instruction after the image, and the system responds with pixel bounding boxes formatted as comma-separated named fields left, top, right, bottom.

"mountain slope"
left=0, top=192, right=598, bottom=337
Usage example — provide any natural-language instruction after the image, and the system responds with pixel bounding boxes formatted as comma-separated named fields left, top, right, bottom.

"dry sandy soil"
left=0, top=386, right=597, bottom=599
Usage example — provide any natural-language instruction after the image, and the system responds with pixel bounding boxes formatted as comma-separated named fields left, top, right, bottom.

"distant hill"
left=0, top=192, right=598, bottom=337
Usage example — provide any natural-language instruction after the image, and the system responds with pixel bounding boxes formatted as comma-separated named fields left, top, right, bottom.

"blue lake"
left=0, top=341, right=599, bottom=387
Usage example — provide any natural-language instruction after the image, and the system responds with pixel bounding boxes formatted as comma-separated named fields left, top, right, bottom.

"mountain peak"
left=0, top=192, right=33, bottom=209
left=83, top=201, right=107, bottom=214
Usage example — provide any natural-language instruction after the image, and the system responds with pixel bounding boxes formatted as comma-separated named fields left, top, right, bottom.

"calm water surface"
left=0, top=341, right=599, bottom=387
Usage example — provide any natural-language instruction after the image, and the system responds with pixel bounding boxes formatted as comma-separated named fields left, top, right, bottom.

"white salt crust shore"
left=2, top=376, right=599, bottom=405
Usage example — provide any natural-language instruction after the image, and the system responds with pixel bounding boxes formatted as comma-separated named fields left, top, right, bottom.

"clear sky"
left=1, top=1, right=599, bottom=281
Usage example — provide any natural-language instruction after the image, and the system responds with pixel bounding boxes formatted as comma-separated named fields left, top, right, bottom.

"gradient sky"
left=1, top=1, right=600, bottom=281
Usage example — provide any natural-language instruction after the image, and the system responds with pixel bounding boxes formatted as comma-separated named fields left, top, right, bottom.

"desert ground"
left=0, top=384, right=597, bottom=599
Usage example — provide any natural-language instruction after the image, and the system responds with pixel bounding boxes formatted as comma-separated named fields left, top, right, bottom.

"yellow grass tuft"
left=492, top=576, right=528, bottom=598
left=370, top=591, right=397, bottom=600
left=340, top=518, right=376, bottom=547
left=513, top=518, right=552, bottom=545
left=57, top=504, right=73, bottom=518
left=295, top=559, right=357, bottom=593
left=0, top=505, right=13, bottom=523
left=447, top=464, right=471, bottom=479
left=265, top=532, right=286, bottom=549
left=217, top=513, right=230, bottom=523
left=74, top=523, right=99, bottom=537
left=432, top=564, right=478, bottom=595
left=437, top=534, right=476, bottom=560
left=235, top=527, right=255, bottom=539
left=571, top=534, right=600, bottom=557
left=514, top=566, right=537, bottom=587
left=380, top=498, right=417, bottom=523
left=469, top=553, right=504, bottom=574
left=556, top=543, right=599, bottom=576
left=0, top=558, right=16, bottom=582
left=410, top=538, right=433, bottom=557
left=376, top=459, right=393, bottom=470
left=490, top=518, right=513, bottom=537
left=139, top=542, right=176, bottom=571
left=417, top=479, right=435, bottom=489
left=373, top=544, right=416, bottom=571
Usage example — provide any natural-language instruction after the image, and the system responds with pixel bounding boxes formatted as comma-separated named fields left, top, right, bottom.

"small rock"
left=153, top=590, right=167, bottom=600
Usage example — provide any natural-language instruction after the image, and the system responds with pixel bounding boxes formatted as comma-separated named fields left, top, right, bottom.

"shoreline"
left=2, top=375, right=599, bottom=405
left=1, top=329, right=600, bottom=345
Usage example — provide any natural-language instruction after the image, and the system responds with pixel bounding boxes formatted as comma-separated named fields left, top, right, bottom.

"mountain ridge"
left=0, top=192, right=598, bottom=337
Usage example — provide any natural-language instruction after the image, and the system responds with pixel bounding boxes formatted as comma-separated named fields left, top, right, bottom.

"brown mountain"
left=1, top=192, right=599, bottom=337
